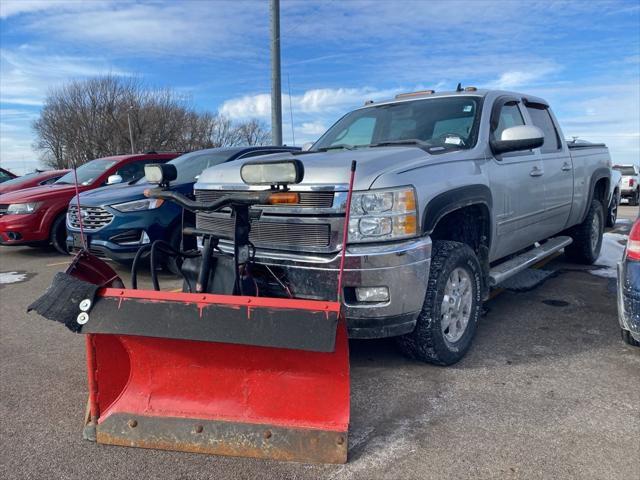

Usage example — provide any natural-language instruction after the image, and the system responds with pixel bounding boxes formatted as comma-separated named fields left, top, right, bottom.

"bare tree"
left=33, top=75, right=271, bottom=168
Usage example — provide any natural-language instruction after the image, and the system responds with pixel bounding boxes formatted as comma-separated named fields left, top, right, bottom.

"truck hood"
left=0, top=183, right=89, bottom=203
left=195, top=147, right=439, bottom=191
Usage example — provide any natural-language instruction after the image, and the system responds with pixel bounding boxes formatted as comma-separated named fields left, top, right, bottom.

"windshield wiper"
left=368, top=139, right=431, bottom=148
left=315, top=144, right=354, bottom=152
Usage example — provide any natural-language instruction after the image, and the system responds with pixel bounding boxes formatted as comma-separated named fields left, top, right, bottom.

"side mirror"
left=145, top=163, right=177, bottom=188
left=302, top=142, right=314, bottom=152
left=106, top=174, right=123, bottom=185
left=491, top=125, right=544, bottom=155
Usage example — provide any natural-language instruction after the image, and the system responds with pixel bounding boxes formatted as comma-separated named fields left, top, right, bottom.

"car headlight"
left=348, top=186, right=417, bottom=243
left=6, top=202, right=41, bottom=214
left=111, top=198, right=164, bottom=212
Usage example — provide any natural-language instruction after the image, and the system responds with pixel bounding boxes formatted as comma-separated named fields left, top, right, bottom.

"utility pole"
left=270, top=0, right=282, bottom=146
left=127, top=106, right=135, bottom=154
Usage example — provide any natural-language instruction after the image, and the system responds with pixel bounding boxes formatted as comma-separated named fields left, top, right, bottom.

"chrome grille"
left=194, top=190, right=334, bottom=208
left=197, top=214, right=330, bottom=248
left=68, top=205, right=114, bottom=231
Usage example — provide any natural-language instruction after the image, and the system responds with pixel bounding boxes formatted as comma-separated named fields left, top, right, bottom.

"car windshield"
left=313, top=96, right=481, bottom=151
left=137, top=150, right=232, bottom=185
left=56, top=159, right=116, bottom=185
left=614, top=166, right=636, bottom=175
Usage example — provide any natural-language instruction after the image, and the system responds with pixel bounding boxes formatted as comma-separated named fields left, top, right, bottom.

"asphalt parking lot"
left=1, top=206, right=638, bottom=480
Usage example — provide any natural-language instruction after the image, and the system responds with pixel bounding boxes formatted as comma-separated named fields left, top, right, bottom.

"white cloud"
left=299, top=121, right=326, bottom=136
left=0, top=49, right=127, bottom=106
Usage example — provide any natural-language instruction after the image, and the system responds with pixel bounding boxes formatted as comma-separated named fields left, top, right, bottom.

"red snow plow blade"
left=40, top=252, right=350, bottom=464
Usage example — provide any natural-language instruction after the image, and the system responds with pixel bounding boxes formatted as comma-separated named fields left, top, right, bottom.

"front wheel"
left=396, top=240, right=482, bottom=365
left=564, top=199, right=603, bottom=265
left=50, top=213, right=69, bottom=255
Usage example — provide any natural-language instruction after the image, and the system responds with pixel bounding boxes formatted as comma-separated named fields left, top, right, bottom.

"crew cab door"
left=523, top=101, right=573, bottom=236
left=489, top=97, right=546, bottom=259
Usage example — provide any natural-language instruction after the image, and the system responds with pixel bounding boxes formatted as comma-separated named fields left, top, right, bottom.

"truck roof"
left=360, top=88, right=548, bottom=110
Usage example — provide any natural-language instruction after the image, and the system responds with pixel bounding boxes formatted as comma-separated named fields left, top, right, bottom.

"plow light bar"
left=241, top=159, right=304, bottom=186
left=145, top=163, right=177, bottom=186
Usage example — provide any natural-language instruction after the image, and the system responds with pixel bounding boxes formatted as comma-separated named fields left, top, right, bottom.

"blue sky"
left=1, top=0, right=639, bottom=174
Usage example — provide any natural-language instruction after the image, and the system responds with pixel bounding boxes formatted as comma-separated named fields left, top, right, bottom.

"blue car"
left=66, top=146, right=299, bottom=270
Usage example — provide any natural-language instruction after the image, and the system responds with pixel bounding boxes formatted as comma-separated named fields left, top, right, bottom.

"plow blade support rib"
left=85, top=289, right=349, bottom=464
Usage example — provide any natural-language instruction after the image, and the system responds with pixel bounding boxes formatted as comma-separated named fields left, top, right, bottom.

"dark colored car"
left=0, top=169, right=70, bottom=195
left=0, top=153, right=179, bottom=253
left=0, top=167, right=17, bottom=183
left=66, top=146, right=300, bottom=269
left=618, top=216, right=640, bottom=346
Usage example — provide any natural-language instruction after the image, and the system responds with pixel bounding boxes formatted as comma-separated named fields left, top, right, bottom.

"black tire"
left=621, top=329, right=640, bottom=347
left=49, top=213, right=69, bottom=255
left=564, top=199, right=604, bottom=265
left=630, top=190, right=639, bottom=207
left=606, top=194, right=618, bottom=228
left=396, top=241, right=482, bottom=365
left=162, top=225, right=183, bottom=275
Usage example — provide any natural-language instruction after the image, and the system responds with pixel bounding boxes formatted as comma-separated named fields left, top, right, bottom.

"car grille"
left=68, top=205, right=114, bottom=232
left=196, top=214, right=331, bottom=248
left=194, top=190, right=334, bottom=208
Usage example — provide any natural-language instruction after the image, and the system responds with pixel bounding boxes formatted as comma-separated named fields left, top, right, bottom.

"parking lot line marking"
left=46, top=261, right=72, bottom=267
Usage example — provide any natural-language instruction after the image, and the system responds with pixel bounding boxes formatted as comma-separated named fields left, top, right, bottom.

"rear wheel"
left=564, top=199, right=603, bottom=265
left=621, top=329, right=640, bottom=347
left=396, top=240, right=482, bottom=365
left=606, top=193, right=618, bottom=228
left=50, top=213, right=69, bottom=255
left=630, top=189, right=639, bottom=207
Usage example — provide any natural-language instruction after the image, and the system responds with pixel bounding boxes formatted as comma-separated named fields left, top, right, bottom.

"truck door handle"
left=530, top=166, right=543, bottom=177
left=561, top=162, right=572, bottom=171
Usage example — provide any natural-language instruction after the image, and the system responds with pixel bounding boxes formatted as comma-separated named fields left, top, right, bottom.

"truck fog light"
left=141, top=231, right=150, bottom=244
left=355, top=287, right=390, bottom=302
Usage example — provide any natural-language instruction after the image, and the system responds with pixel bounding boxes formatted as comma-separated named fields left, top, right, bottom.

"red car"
left=0, top=169, right=70, bottom=195
left=0, top=153, right=179, bottom=253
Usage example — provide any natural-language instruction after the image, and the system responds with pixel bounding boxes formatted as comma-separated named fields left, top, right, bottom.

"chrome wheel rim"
left=590, top=213, right=600, bottom=251
left=441, top=267, right=473, bottom=343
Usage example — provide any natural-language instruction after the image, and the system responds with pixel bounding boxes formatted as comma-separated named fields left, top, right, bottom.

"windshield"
left=313, top=96, right=481, bottom=151
left=614, top=166, right=636, bottom=175
left=56, top=159, right=116, bottom=185
left=137, top=150, right=232, bottom=185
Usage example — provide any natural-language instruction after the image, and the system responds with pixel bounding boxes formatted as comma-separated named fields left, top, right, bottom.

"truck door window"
left=525, top=105, right=561, bottom=153
left=494, top=102, right=525, bottom=140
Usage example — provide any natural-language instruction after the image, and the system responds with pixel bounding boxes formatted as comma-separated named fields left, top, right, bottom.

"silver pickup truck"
left=194, top=88, right=612, bottom=365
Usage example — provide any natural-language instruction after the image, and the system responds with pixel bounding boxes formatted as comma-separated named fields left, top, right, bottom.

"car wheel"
left=50, top=213, right=70, bottom=255
left=564, top=199, right=604, bottom=265
left=162, top=225, right=183, bottom=275
left=396, top=240, right=482, bottom=365
left=621, top=329, right=640, bottom=347
left=606, top=196, right=618, bottom=228
left=630, top=190, right=639, bottom=207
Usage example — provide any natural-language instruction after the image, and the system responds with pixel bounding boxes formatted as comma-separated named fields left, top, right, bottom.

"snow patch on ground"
left=0, top=271, right=28, bottom=284
left=590, top=233, right=627, bottom=278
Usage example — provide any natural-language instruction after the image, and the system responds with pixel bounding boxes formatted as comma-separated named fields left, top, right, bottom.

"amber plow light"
left=268, top=192, right=300, bottom=205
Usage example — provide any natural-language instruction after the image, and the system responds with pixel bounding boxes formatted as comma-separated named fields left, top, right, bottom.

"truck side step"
left=489, top=236, right=573, bottom=287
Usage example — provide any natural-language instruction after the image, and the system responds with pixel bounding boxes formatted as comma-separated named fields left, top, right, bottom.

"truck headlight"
left=6, top=202, right=41, bottom=214
left=348, top=187, right=417, bottom=243
left=111, top=198, right=164, bottom=212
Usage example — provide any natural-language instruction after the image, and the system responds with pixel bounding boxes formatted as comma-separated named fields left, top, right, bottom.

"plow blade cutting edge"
left=32, top=253, right=350, bottom=464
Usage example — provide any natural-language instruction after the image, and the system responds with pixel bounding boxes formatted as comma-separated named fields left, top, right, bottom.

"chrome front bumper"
left=244, top=237, right=432, bottom=339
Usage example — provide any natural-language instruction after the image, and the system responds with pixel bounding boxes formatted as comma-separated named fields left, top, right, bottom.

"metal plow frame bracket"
left=84, top=289, right=349, bottom=464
